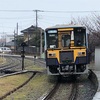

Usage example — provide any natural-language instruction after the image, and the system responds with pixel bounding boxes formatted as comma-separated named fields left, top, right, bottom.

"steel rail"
left=38, top=82, right=60, bottom=100
left=68, top=80, right=78, bottom=100
left=0, top=71, right=36, bottom=100
left=0, top=57, right=21, bottom=72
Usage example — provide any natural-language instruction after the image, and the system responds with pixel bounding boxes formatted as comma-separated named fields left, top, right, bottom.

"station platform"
left=92, top=71, right=100, bottom=100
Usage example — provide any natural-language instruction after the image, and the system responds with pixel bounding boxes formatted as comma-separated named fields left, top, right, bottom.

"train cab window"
left=74, top=28, right=86, bottom=46
left=46, top=30, right=58, bottom=48
left=62, top=34, right=71, bottom=47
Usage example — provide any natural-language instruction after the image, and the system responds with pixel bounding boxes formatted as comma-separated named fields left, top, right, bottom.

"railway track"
left=0, top=56, right=16, bottom=67
left=38, top=82, right=60, bottom=100
left=0, top=56, right=22, bottom=74
left=38, top=76, right=78, bottom=100
left=0, top=55, right=44, bottom=100
left=0, top=71, right=37, bottom=100
left=0, top=55, right=45, bottom=76
left=26, top=57, right=46, bottom=67
left=68, top=80, right=78, bottom=100
left=0, top=55, right=96, bottom=100
left=38, top=75, right=96, bottom=100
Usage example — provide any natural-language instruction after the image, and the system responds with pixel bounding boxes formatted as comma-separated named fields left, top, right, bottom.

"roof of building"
left=21, top=25, right=43, bottom=33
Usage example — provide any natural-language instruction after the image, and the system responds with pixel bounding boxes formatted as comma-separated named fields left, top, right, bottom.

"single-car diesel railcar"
left=45, top=25, right=89, bottom=75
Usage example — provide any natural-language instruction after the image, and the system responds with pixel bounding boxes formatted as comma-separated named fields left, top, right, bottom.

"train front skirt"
left=46, top=65, right=89, bottom=75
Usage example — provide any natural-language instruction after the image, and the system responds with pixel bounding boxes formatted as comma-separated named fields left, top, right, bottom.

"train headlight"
left=49, top=53, right=56, bottom=57
left=78, top=52, right=85, bottom=56
left=78, top=52, right=82, bottom=56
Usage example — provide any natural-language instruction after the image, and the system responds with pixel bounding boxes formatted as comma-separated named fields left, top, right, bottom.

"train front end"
left=45, top=25, right=89, bottom=75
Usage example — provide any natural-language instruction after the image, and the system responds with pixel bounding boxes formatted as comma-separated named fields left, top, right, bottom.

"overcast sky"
left=0, top=0, right=100, bottom=35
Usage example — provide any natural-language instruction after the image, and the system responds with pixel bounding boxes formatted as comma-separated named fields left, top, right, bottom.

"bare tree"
left=72, top=14, right=100, bottom=54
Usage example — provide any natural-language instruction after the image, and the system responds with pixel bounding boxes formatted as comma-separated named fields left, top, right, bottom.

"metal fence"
left=15, top=47, right=39, bottom=55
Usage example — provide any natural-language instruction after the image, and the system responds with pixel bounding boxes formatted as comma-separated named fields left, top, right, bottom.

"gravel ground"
left=76, top=75, right=96, bottom=100
left=49, top=75, right=96, bottom=100
left=49, top=81, right=72, bottom=100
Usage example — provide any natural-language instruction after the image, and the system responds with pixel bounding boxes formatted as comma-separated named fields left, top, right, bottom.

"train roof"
left=45, top=24, right=86, bottom=30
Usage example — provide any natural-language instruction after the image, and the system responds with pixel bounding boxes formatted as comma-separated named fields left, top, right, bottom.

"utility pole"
left=14, top=30, right=16, bottom=53
left=17, top=23, right=18, bottom=35
left=35, top=10, right=38, bottom=28
left=33, top=10, right=43, bottom=55
left=33, top=10, right=43, bottom=28
left=16, top=23, right=18, bottom=51
left=40, top=28, right=43, bottom=57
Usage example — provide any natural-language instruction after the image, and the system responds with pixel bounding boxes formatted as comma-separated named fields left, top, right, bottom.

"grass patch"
left=4, top=73, right=57, bottom=100
left=24, top=59, right=46, bottom=72
left=0, top=72, right=33, bottom=97
left=0, top=58, right=55, bottom=100
left=26, top=65, right=46, bottom=72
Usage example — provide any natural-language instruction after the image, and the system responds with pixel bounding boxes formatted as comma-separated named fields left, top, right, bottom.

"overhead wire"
left=43, top=10, right=100, bottom=13
left=0, top=9, right=100, bottom=33
left=0, top=10, right=100, bottom=13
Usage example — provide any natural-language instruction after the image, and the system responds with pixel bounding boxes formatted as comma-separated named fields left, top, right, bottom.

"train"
left=44, top=25, right=89, bottom=75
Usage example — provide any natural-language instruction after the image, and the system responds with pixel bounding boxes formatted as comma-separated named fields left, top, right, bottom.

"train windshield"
left=74, top=28, right=86, bottom=46
left=62, top=33, right=71, bottom=47
left=46, top=30, right=58, bottom=48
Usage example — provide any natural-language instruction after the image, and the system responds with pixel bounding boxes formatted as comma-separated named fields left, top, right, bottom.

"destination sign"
left=48, top=30, right=57, bottom=33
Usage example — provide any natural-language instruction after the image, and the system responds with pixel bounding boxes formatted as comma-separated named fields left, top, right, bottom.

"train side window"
left=47, top=33, right=58, bottom=48
left=74, top=28, right=86, bottom=46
